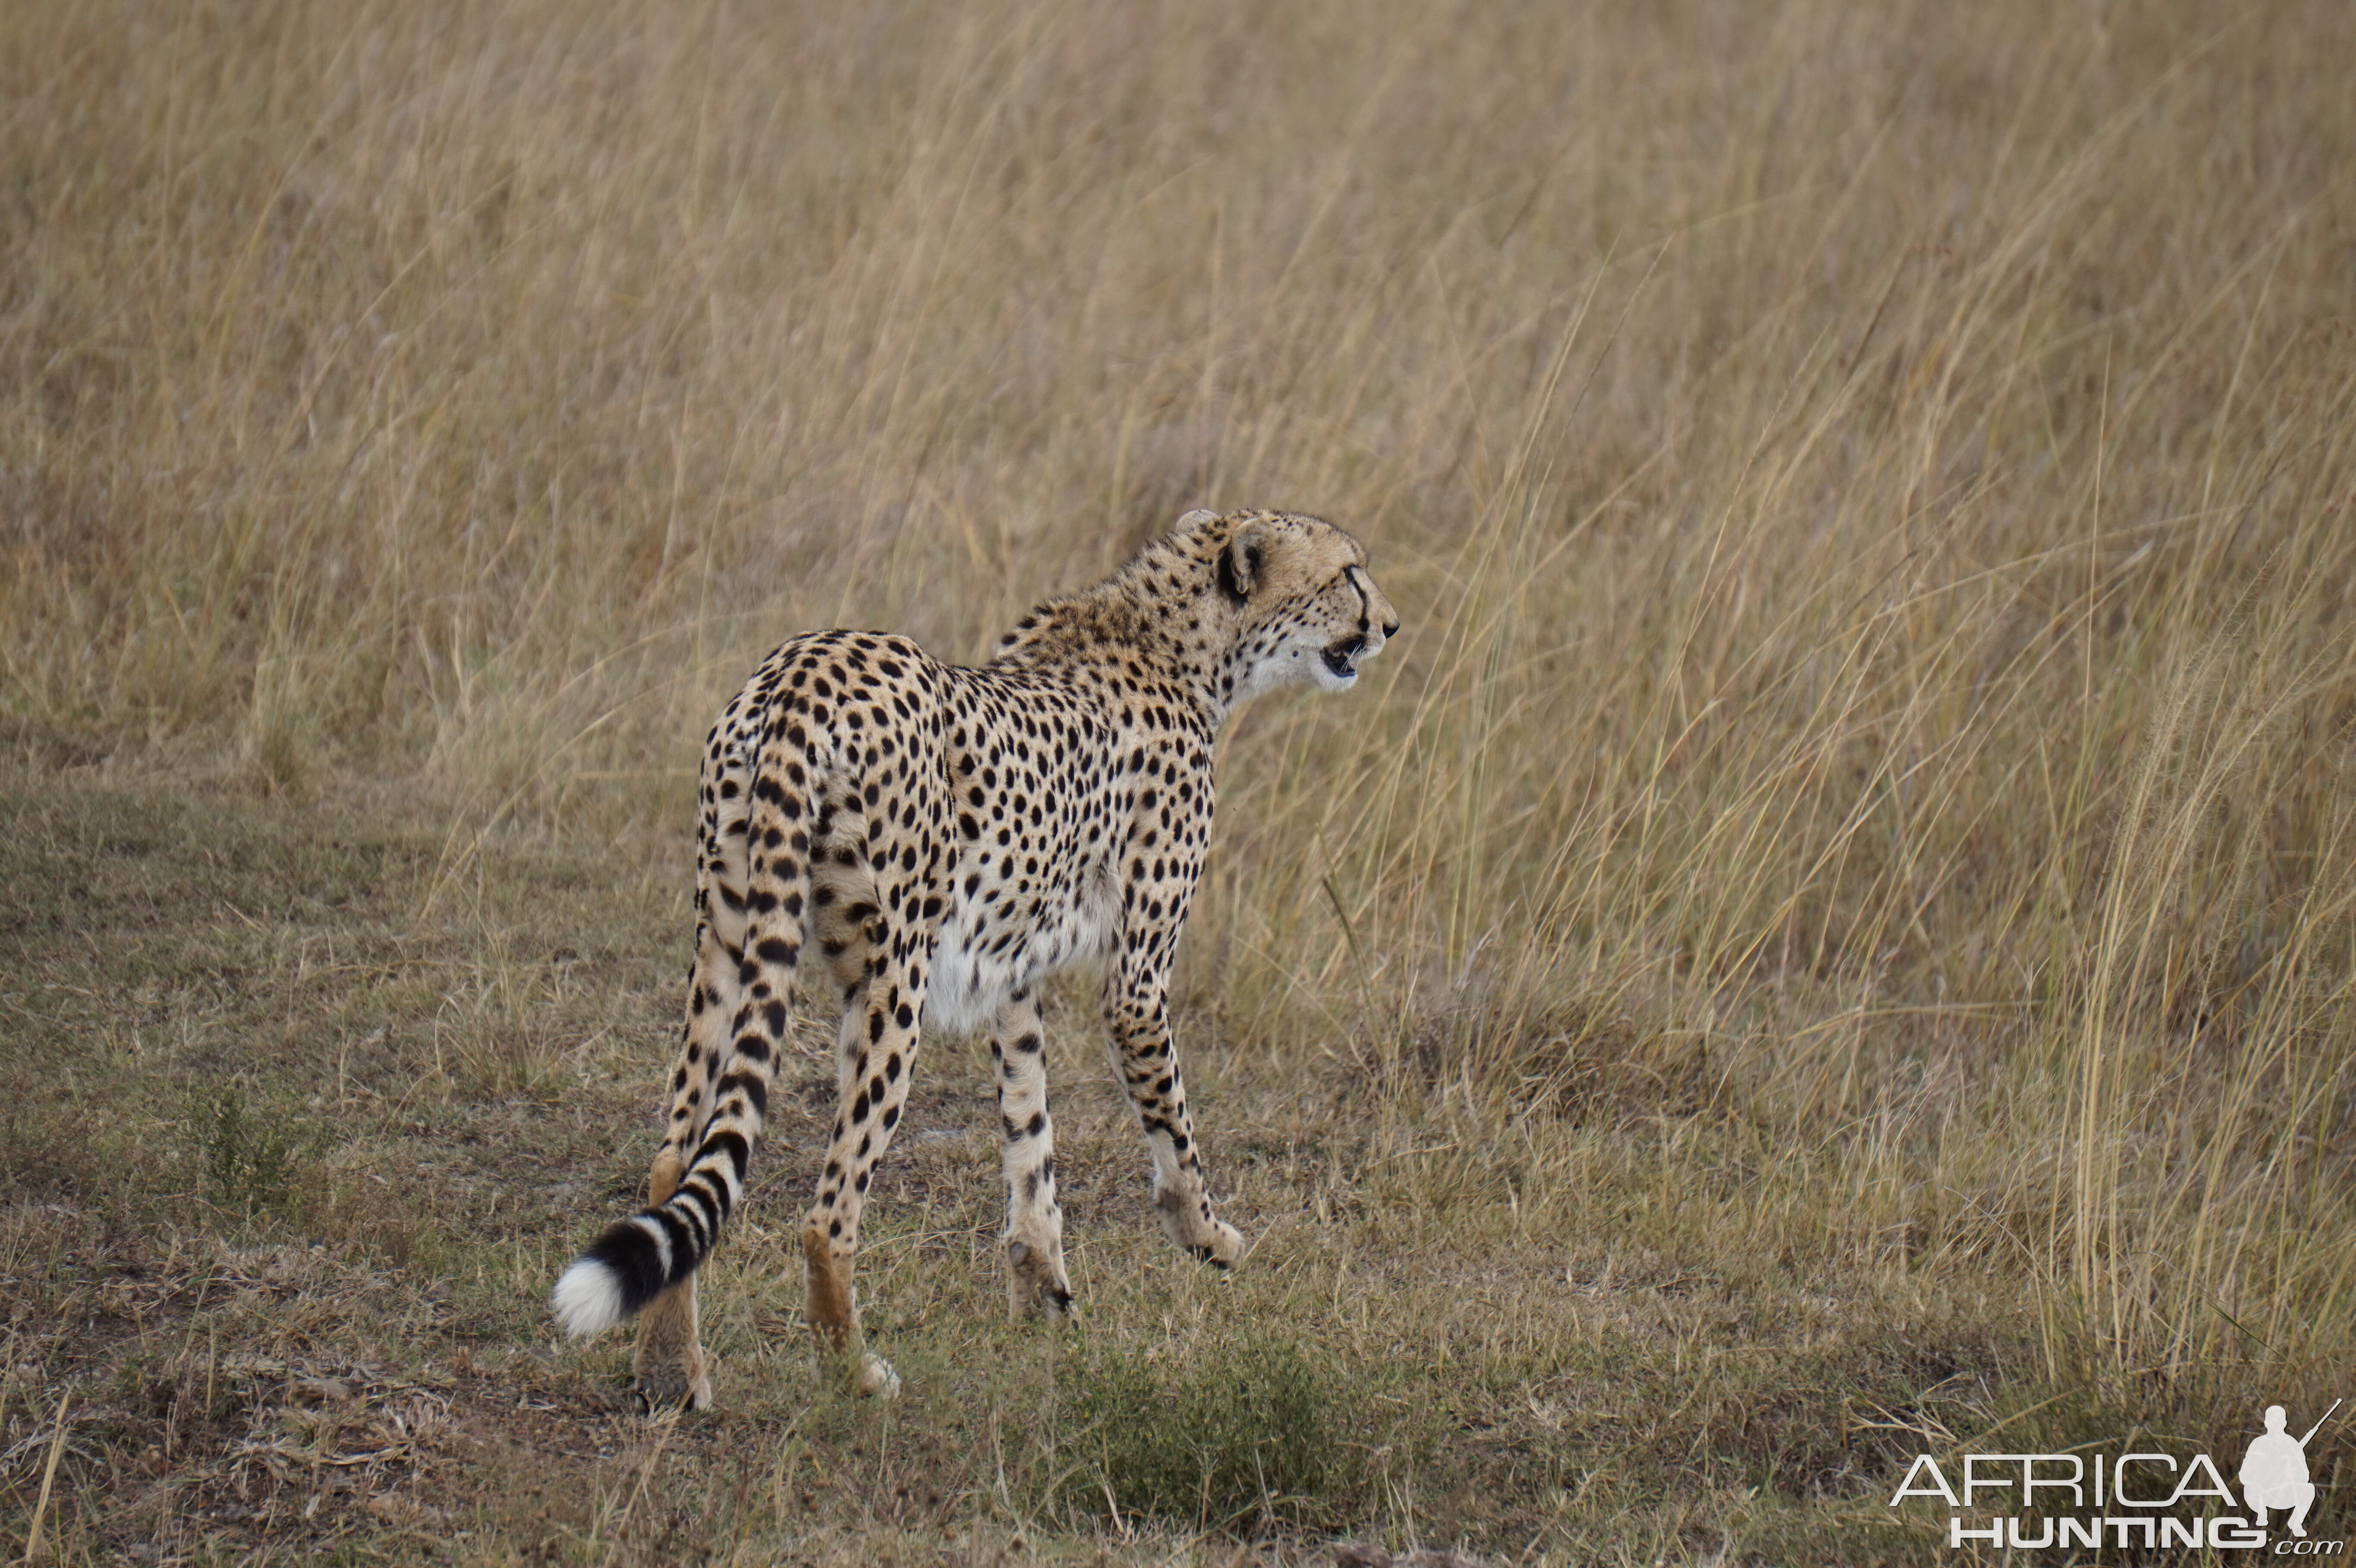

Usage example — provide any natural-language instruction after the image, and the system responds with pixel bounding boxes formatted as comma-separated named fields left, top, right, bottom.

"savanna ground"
left=5, top=0, right=2356, bottom=1562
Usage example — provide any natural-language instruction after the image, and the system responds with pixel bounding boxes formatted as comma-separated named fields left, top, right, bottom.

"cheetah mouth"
left=1320, top=636, right=1364, bottom=679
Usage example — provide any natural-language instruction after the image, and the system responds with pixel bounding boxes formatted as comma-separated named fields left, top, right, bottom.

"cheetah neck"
left=988, top=550, right=1243, bottom=730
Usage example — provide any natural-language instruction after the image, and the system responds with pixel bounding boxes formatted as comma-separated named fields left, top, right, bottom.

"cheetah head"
left=1178, top=509, right=1400, bottom=705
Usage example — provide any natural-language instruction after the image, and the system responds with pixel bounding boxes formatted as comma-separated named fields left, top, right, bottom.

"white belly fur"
left=921, top=875, right=1119, bottom=1037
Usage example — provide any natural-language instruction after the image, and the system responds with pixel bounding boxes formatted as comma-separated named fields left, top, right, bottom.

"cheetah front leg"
left=991, top=987, right=1072, bottom=1319
left=1105, top=936, right=1245, bottom=1270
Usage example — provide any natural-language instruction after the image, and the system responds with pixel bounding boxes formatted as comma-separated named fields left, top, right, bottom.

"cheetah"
left=552, top=508, right=1399, bottom=1405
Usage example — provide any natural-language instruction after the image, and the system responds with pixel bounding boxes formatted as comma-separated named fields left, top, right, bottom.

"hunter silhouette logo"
left=1886, top=1396, right=2345, bottom=1552
left=2245, top=1401, right=2338, bottom=1540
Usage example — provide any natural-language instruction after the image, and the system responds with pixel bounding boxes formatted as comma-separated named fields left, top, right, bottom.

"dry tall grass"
left=7, top=0, right=2356, bottom=1556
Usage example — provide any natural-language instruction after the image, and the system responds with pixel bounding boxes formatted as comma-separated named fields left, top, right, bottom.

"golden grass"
left=6, top=0, right=2356, bottom=1560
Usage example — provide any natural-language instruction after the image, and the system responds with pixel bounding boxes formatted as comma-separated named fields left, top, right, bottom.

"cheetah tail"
left=550, top=1062, right=778, bottom=1336
left=550, top=1206, right=687, bottom=1337
left=552, top=762, right=812, bottom=1337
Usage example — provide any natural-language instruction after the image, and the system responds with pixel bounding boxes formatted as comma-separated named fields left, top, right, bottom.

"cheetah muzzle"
left=552, top=508, right=1400, bottom=1407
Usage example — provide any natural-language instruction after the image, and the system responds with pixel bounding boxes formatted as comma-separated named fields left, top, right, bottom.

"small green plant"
left=1061, top=1334, right=1343, bottom=1530
left=197, top=1086, right=322, bottom=1217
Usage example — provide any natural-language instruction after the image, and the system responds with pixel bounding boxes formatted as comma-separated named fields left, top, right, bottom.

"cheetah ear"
left=1174, top=509, right=1219, bottom=531
left=1216, top=518, right=1269, bottom=604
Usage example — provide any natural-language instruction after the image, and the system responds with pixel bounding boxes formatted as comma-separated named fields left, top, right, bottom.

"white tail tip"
left=551, top=1258, right=627, bottom=1338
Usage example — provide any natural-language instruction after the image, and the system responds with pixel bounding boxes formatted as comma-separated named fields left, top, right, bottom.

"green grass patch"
left=195, top=1084, right=328, bottom=1219
left=1059, top=1334, right=1346, bottom=1531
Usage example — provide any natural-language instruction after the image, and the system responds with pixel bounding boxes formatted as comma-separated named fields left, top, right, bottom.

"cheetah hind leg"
left=797, top=919, right=903, bottom=1399
left=801, top=1227, right=901, bottom=1398
left=801, top=935, right=937, bottom=1401
left=628, top=1147, right=714, bottom=1411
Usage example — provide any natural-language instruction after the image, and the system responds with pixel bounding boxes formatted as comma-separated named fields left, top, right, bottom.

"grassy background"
left=6, top=0, right=2356, bottom=1560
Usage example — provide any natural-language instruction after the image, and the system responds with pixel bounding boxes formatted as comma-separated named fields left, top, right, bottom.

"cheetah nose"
left=1382, top=616, right=1400, bottom=638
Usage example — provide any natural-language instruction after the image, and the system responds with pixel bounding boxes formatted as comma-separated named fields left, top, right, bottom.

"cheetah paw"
left=1006, top=1239, right=1076, bottom=1320
left=1188, top=1217, right=1246, bottom=1271
left=854, top=1352, right=901, bottom=1400
left=630, top=1364, right=713, bottom=1414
